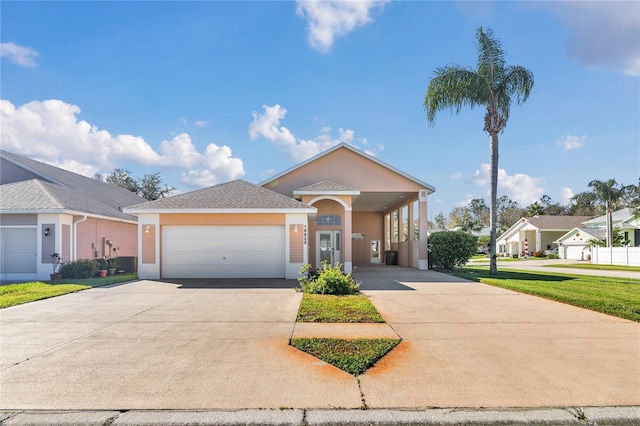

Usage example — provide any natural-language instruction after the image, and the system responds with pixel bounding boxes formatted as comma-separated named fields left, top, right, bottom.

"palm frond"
left=424, top=65, right=488, bottom=124
left=476, top=27, right=505, bottom=84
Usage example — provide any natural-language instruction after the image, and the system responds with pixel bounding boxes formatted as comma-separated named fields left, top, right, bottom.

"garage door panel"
left=162, top=225, right=285, bottom=278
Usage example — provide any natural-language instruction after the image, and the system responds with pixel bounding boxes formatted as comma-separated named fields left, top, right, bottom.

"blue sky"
left=2, top=1, right=638, bottom=219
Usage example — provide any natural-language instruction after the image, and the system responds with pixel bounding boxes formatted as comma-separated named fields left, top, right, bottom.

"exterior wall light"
left=144, top=225, right=151, bottom=233
left=44, top=228, right=50, bottom=237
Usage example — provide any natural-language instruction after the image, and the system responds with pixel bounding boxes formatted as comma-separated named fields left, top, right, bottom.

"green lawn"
left=468, top=257, right=522, bottom=262
left=290, top=337, right=400, bottom=376
left=0, top=282, right=90, bottom=308
left=452, top=267, right=640, bottom=322
left=545, top=263, right=640, bottom=272
left=1, top=274, right=138, bottom=309
left=297, top=293, right=385, bottom=323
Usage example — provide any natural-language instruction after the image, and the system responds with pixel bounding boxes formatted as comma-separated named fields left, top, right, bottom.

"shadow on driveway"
left=161, top=278, right=298, bottom=289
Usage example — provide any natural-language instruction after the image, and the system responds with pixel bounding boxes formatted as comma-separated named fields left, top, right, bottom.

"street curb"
left=1, top=407, right=639, bottom=426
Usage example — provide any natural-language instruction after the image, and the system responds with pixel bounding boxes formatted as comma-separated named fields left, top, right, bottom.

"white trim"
left=124, top=208, right=316, bottom=215
left=0, top=209, right=137, bottom=224
left=307, top=196, right=350, bottom=209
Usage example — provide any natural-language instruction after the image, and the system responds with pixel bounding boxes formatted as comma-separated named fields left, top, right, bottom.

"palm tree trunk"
left=489, top=131, right=499, bottom=275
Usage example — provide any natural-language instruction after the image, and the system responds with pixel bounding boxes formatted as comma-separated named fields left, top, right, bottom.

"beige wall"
left=264, top=147, right=424, bottom=196
left=160, top=213, right=285, bottom=226
left=142, top=224, right=156, bottom=264
left=76, top=218, right=137, bottom=260
left=351, top=212, right=384, bottom=264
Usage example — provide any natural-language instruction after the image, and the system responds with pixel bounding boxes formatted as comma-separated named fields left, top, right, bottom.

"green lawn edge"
left=290, top=337, right=401, bottom=375
left=451, top=267, right=640, bottom=322
left=544, top=263, right=640, bottom=272
left=1, top=274, right=138, bottom=309
left=296, top=293, right=385, bottom=323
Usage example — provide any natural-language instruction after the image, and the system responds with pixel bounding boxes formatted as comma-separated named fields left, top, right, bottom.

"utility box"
left=384, top=250, right=398, bottom=265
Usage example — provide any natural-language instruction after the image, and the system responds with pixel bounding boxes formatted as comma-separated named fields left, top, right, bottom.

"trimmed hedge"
left=429, top=231, right=477, bottom=271
left=60, top=259, right=99, bottom=279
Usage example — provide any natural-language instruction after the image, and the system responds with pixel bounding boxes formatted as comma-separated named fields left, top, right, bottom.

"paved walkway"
left=1, top=266, right=638, bottom=423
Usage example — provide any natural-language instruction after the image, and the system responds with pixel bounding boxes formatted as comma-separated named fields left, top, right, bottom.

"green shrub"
left=298, top=262, right=359, bottom=295
left=532, top=250, right=546, bottom=258
left=60, top=259, right=99, bottom=279
left=547, top=253, right=559, bottom=259
left=429, top=231, right=477, bottom=271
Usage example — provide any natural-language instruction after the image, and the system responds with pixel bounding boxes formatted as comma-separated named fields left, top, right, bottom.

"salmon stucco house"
left=124, top=143, right=435, bottom=279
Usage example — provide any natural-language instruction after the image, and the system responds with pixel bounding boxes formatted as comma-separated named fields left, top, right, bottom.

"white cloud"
left=0, top=42, right=38, bottom=67
left=248, top=103, right=379, bottom=162
left=557, top=134, right=586, bottom=151
left=0, top=99, right=244, bottom=187
left=248, top=104, right=296, bottom=145
left=450, top=172, right=462, bottom=180
left=468, top=163, right=544, bottom=206
left=195, top=120, right=207, bottom=127
left=540, top=2, right=640, bottom=76
left=559, top=187, right=574, bottom=205
left=296, top=0, right=389, bottom=53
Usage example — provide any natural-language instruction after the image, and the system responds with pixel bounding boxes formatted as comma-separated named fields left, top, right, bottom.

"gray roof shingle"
left=126, top=180, right=313, bottom=211
left=527, top=215, right=594, bottom=230
left=0, top=149, right=146, bottom=220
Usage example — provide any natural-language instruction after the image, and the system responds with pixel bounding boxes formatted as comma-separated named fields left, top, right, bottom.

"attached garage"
left=563, top=245, right=587, bottom=260
left=125, top=180, right=316, bottom=280
left=0, top=227, right=37, bottom=280
left=162, top=225, right=285, bottom=278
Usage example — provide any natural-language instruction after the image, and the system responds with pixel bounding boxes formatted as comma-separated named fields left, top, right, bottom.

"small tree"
left=429, top=231, right=477, bottom=271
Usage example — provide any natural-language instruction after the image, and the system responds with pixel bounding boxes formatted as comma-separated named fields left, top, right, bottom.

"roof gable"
left=260, top=143, right=435, bottom=197
left=583, top=208, right=636, bottom=227
left=0, top=149, right=145, bottom=220
left=125, top=180, right=315, bottom=213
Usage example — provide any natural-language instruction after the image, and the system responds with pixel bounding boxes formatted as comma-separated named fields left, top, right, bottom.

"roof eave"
left=124, top=208, right=318, bottom=215
left=0, top=209, right=138, bottom=224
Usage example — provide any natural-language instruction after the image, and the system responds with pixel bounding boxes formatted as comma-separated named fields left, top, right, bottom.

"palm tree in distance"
left=588, top=179, right=629, bottom=247
left=424, top=27, right=534, bottom=274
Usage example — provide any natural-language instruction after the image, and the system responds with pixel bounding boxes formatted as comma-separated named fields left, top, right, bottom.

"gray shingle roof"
left=126, top=180, right=313, bottom=211
left=583, top=208, right=635, bottom=225
left=527, top=215, right=594, bottom=230
left=294, top=180, right=359, bottom=193
left=0, top=149, right=145, bottom=220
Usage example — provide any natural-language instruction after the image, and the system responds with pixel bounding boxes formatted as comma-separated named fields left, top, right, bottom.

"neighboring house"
left=124, top=143, right=436, bottom=280
left=497, top=215, right=593, bottom=258
left=0, top=150, right=145, bottom=281
left=554, top=227, right=606, bottom=260
left=554, top=208, right=640, bottom=261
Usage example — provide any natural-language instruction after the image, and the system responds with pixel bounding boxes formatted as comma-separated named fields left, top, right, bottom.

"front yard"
left=0, top=274, right=137, bottom=308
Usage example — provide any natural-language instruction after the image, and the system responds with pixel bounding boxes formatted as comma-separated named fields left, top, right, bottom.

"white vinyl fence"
left=591, top=246, right=640, bottom=266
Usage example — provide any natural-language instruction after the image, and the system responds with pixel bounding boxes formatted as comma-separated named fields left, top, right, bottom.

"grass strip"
left=452, top=267, right=640, bottom=322
left=297, top=293, right=385, bottom=323
left=291, top=337, right=400, bottom=375
left=0, top=282, right=90, bottom=308
left=52, top=274, right=138, bottom=287
left=544, top=264, right=640, bottom=272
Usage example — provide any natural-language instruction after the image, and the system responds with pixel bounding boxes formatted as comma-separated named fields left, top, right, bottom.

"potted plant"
left=107, top=257, right=119, bottom=276
left=50, top=253, right=63, bottom=281
left=96, top=257, right=108, bottom=278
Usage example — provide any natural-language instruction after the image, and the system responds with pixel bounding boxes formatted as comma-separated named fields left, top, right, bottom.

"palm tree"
left=424, top=27, right=534, bottom=274
left=588, top=179, right=629, bottom=247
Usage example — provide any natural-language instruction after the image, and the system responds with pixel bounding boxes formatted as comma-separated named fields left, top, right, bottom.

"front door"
left=317, top=230, right=341, bottom=267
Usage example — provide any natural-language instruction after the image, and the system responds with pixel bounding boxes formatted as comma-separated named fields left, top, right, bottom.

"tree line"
left=95, top=168, right=175, bottom=201
left=434, top=178, right=639, bottom=234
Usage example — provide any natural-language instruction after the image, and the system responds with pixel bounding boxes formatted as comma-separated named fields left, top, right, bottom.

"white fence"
left=592, top=246, right=640, bottom=266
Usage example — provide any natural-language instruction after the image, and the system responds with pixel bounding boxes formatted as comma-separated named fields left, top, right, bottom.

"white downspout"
left=73, top=216, right=88, bottom=261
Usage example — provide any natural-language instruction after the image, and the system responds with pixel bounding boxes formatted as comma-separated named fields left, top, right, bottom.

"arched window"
left=316, top=215, right=341, bottom=226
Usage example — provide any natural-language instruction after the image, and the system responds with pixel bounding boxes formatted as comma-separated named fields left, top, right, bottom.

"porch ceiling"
left=353, top=191, right=416, bottom=213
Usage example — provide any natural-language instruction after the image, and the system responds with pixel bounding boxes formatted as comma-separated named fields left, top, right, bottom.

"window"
left=316, top=215, right=341, bottom=226
left=392, top=210, right=399, bottom=243
left=402, top=206, right=409, bottom=241
left=413, top=201, right=419, bottom=240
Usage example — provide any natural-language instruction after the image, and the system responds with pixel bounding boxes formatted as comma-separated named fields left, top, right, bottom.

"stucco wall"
left=76, top=218, right=137, bottom=260
left=351, top=212, right=384, bottom=264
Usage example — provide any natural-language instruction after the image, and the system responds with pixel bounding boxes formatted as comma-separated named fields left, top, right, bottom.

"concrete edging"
left=2, top=407, right=639, bottom=426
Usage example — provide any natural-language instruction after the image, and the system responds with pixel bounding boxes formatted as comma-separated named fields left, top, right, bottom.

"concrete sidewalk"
left=1, top=268, right=638, bottom=418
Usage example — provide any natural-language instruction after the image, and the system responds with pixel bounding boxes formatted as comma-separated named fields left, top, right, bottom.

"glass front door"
left=317, top=230, right=341, bottom=267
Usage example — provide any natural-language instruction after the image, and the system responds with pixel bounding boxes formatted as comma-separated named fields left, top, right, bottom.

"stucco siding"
left=290, top=224, right=303, bottom=263
left=76, top=218, right=137, bottom=260
left=351, top=212, right=383, bottom=264
left=142, top=224, right=156, bottom=264
left=160, top=213, right=285, bottom=226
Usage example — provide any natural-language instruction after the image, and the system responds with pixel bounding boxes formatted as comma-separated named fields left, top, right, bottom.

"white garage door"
left=162, top=226, right=285, bottom=278
left=564, top=245, right=586, bottom=260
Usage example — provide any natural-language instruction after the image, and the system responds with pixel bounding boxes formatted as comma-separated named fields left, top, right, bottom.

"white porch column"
left=344, top=206, right=353, bottom=273
left=536, top=230, right=541, bottom=252
left=418, top=189, right=429, bottom=270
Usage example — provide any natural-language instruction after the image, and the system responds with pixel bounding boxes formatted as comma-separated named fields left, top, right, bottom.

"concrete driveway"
left=1, top=267, right=638, bottom=410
